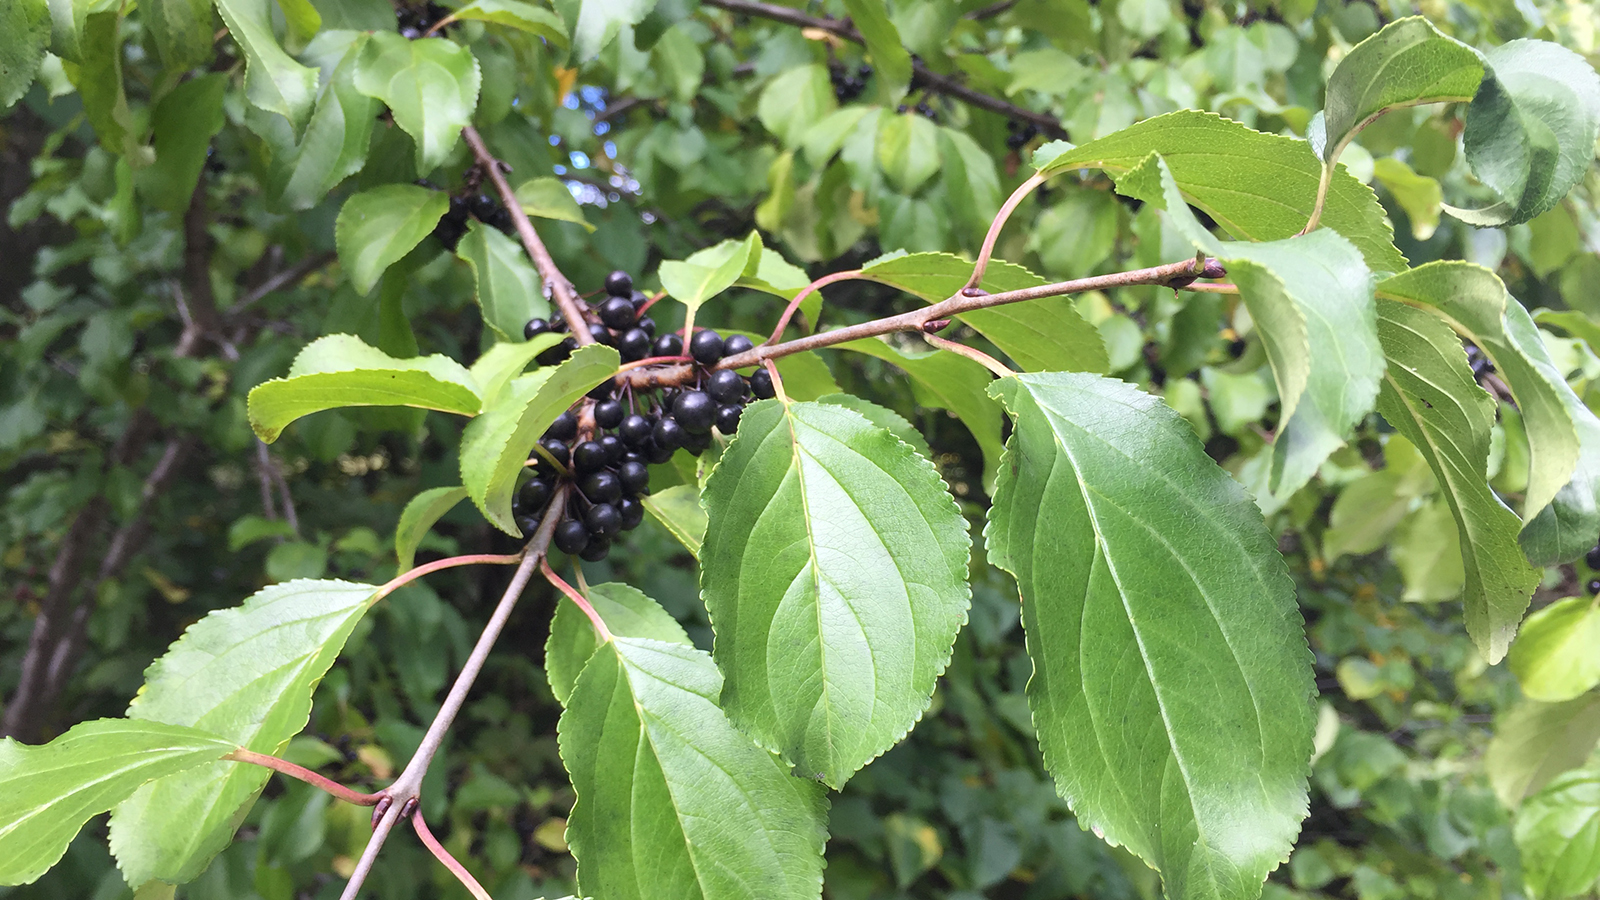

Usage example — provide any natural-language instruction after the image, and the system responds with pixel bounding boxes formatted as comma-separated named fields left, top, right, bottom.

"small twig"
left=271, top=462, right=300, bottom=536
left=923, top=334, right=1016, bottom=378
left=964, top=0, right=1017, bottom=18
left=461, top=127, right=595, bottom=345
left=225, top=748, right=381, bottom=806
left=967, top=172, right=1047, bottom=292
left=767, top=270, right=862, bottom=345
left=542, top=558, right=613, bottom=641
left=374, top=552, right=525, bottom=601
left=254, top=441, right=279, bottom=522
left=413, top=814, right=493, bottom=900
left=230, top=251, right=337, bottom=317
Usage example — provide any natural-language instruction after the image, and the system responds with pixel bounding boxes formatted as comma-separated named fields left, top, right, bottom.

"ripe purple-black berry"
left=716, top=404, right=743, bottom=433
left=722, top=334, right=754, bottom=358
left=618, top=460, right=650, bottom=494
left=617, top=327, right=651, bottom=361
left=572, top=440, right=608, bottom=473
left=515, top=514, right=541, bottom=535
left=673, top=391, right=716, bottom=433
left=637, top=315, right=656, bottom=337
left=546, top=411, right=578, bottom=441
left=1589, top=578, right=1600, bottom=596
left=605, top=270, right=634, bottom=297
left=620, top=414, right=652, bottom=446
left=653, top=417, right=685, bottom=449
left=524, top=318, right=550, bottom=339
left=585, top=502, right=622, bottom=535
left=618, top=496, right=644, bottom=530
left=646, top=440, right=675, bottom=464
left=653, top=333, right=684, bottom=358
left=599, top=296, right=636, bottom=330
left=519, top=477, right=553, bottom=511
left=582, top=470, right=623, bottom=504
left=749, top=368, right=775, bottom=399
left=1587, top=544, right=1600, bottom=570
left=707, top=369, right=745, bottom=403
left=683, top=430, right=712, bottom=455
left=598, top=434, right=624, bottom=464
left=580, top=534, right=612, bottom=561
left=554, top=520, right=589, bottom=554
left=594, top=400, right=624, bottom=429
left=539, top=438, right=570, bottom=465
left=690, top=330, right=725, bottom=365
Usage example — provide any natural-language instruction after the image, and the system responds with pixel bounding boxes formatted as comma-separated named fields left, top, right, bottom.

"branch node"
left=371, top=796, right=392, bottom=829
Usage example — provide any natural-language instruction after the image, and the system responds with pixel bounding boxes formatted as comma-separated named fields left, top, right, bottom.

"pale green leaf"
left=353, top=32, right=480, bottom=173
left=559, top=637, right=829, bottom=900
left=62, top=11, right=134, bottom=155
left=734, top=248, right=810, bottom=303
left=2, top=0, right=53, bottom=108
left=334, top=183, right=449, bottom=295
left=456, top=219, right=548, bottom=341
left=1373, top=297, right=1539, bottom=661
left=514, top=176, right=592, bottom=231
left=451, top=0, right=565, bottom=43
left=815, top=393, right=932, bottom=459
left=701, top=399, right=969, bottom=787
left=657, top=231, right=761, bottom=319
left=467, top=333, right=563, bottom=407
left=841, top=0, right=910, bottom=99
left=569, top=0, right=653, bottom=59
left=1323, top=436, right=1434, bottom=560
left=544, top=583, right=690, bottom=706
left=394, top=485, right=468, bottom=570
left=267, top=32, right=376, bottom=211
left=1372, top=157, right=1443, bottom=241
left=0, top=720, right=235, bottom=886
left=1516, top=770, right=1600, bottom=899
left=985, top=372, right=1313, bottom=900
left=460, top=343, right=620, bottom=535
left=213, top=0, right=319, bottom=129
left=1488, top=694, right=1600, bottom=807
left=639, top=483, right=706, bottom=560
left=138, top=72, right=227, bottom=213
left=1390, top=497, right=1466, bottom=601
left=248, top=334, right=481, bottom=442
left=1510, top=597, right=1600, bottom=702
left=758, top=64, right=838, bottom=149
left=876, top=110, right=941, bottom=193
left=1320, top=17, right=1482, bottom=162
left=110, top=579, right=379, bottom=885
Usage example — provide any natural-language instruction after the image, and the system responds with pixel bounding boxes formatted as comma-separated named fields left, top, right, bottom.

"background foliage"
left=2, top=0, right=1599, bottom=897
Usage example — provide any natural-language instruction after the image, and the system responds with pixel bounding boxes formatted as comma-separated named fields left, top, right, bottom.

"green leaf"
left=1449, top=40, right=1600, bottom=227
left=639, top=483, right=706, bottom=560
left=1537, top=310, right=1600, bottom=358
left=568, top=0, right=653, bottom=58
left=1320, top=17, right=1482, bottom=163
left=734, top=248, right=811, bottom=304
left=1373, top=298, right=1539, bottom=662
left=109, top=579, right=380, bottom=885
left=836, top=336, right=1004, bottom=490
left=559, top=636, right=828, bottom=900
left=455, top=219, right=547, bottom=341
left=62, top=10, right=135, bottom=155
left=467, top=333, right=563, bottom=407
left=985, top=372, right=1313, bottom=900
left=544, top=583, right=690, bottom=706
left=841, top=0, right=910, bottom=100
left=657, top=231, right=761, bottom=322
left=1323, top=437, right=1434, bottom=560
left=876, top=111, right=941, bottom=193
left=1371, top=157, right=1443, bottom=241
left=353, top=32, right=481, bottom=173
left=451, top=0, right=565, bottom=43
left=1377, top=262, right=1600, bottom=567
left=1, top=0, right=51, bottom=109
left=276, top=0, right=322, bottom=50
left=1509, top=597, right=1600, bottom=702
left=1516, top=770, right=1600, bottom=899
left=758, top=64, right=838, bottom=149
left=1036, top=110, right=1405, bottom=274
left=137, top=73, right=227, bottom=213
left=460, top=343, right=620, bottom=535
left=815, top=393, right=932, bottom=459
left=248, top=334, right=481, bottom=442
left=1488, top=694, right=1600, bottom=807
left=700, top=399, right=970, bottom=787
left=858, top=251, right=1109, bottom=374
left=267, top=32, right=377, bottom=211
left=393, top=485, right=468, bottom=570
left=213, top=0, right=319, bottom=130
left=334, top=184, right=449, bottom=295
left=0, top=720, right=236, bottom=886
left=514, top=176, right=592, bottom=231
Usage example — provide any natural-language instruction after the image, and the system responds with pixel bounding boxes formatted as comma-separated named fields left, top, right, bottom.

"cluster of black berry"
left=1006, top=120, right=1042, bottom=150
left=511, top=270, right=777, bottom=561
left=1464, top=343, right=1494, bottom=379
left=895, top=100, right=940, bottom=121
left=396, top=1, right=450, bottom=38
left=429, top=190, right=516, bottom=251
left=830, top=62, right=872, bottom=102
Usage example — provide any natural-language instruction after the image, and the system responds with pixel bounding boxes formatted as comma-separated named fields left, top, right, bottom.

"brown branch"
left=699, top=0, right=1068, bottom=140
left=460, top=126, right=595, bottom=345
left=230, top=250, right=337, bottom=317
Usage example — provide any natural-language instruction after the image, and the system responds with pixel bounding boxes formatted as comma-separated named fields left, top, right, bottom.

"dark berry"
left=487, top=208, right=514, bottom=234
left=1587, top=545, right=1600, bottom=570
left=673, top=390, right=716, bottom=433
left=1589, top=578, right=1600, bottom=596
left=579, top=534, right=612, bottom=561
left=618, top=460, right=650, bottom=494
left=550, top=311, right=567, bottom=330
left=536, top=342, right=571, bottom=366
left=722, top=334, right=754, bottom=358
left=749, top=368, right=775, bottom=399
left=653, top=417, right=685, bottom=449
left=716, top=404, right=743, bottom=433
left=469, top=193, right=498, bottom=221
left=1227, top=338, right=1247, bottom=358
left=683, top=430, right=712, bottom=455
left=573, top=440, right=608, bottom=474
left=581, top=471, right=623, bottom=504
left=638, top=315, right=656, bottom=338
left=594, top=400, right=624, bottom=429
left=690, top=330, right=725, bottom=365
left=518, top=477, right=553, bottom=512
left=707, top=369, right=746, bottom=403
left=524, top=318, right=550, bottom=339
left=618, top=496, right=645, bottom=530
left=620, top=414, right=653, bottom=447
left=539, top=438, right=570, bottom=465
left=516, top=514, right=542, bottom=534
left=587, top=378, right=613, bottom=400
left=646, top=440, right=676, bottom=464
left=591, top=327, right=615, bottom=346
left=600, top=296, right=636, bottom=330
left=585, top=502, right=622, bottom=535
left=617, top=327, right=651, bottom=362
left=622, top=450, right=646, bottom=465
left=653, top=333, right=684, bottom=358
left=631, top=290, right=650, bottom=309
left=400, top=25, right=422, bottom=39
left=545, top=411, right=578, bottom=441
left=554, top=520, right=589, bottom=555
left=598, top=434, right=624, bottom=464
left=604, top=270, right=634, bottom=297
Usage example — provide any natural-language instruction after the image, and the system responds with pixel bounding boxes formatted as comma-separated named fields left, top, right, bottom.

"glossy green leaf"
left=334, top=183, right=448, bottom=294
left=985, top=372, right=1313, bottom=900
left=459, top=343, right=619, bottom=535
left=700, top=399, right=970, bottom=787
left=213, top=0, right=319, bottom=129
left=758, top=64, right=837, bottom=149
left=0, top=720, right=236, bottom=886
left=267, top=32, right=377, bottom=211
left=456, top=219, right=547, bottom=341
left=734, top=248, right=810, bottom=303
left=559, top=636, right=829, bottom=900
left=837, top=337, right=1004, bottom=490
left=62, top=10, right=133, bottom=155
left=1320, top=17, right=1482, bottom=163
left=1373, top=298, right=1539, bottom=661
left=138, top=73, right=227, bottom=213
left=877, top=111, right=941, bottom=193
left=353, top=32, right=480, bottom=173
left=815, top=393, right=932, bottom=459
left=1488, top=694, right=1600, bottom=807
left=514, top=176, right=592, bottom=231
left=544, top=582, right=690, bottom=706
left=1, top=0, right=51, bottom=109
left=858, top=251, right=1109, bottom=373
left=1377, top=262, right=1600, bottom=566
left=639, top=483, right=706, bottom=559
left=109, top=579, right=379, bottom=885
left=393, top=485, right=468, bottom=570
left=1516, top=770, right=1600, bottom=899
left=1036, top=109, right=1405, bottom=273
left=467, top=333, right=562, bottom=406
left=248, top=334, right=481, bottom=442
left=451, top=0, right=565, bottom=43
left=1510, top=597, right=1600, bottom=702
left=568, top=0, right=653, bottom=59
left=1449, top=40, right=1600, bottom=227
left=657, top=231, right=761, bottom=320
left=842, top=0, right=910, bottom=99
